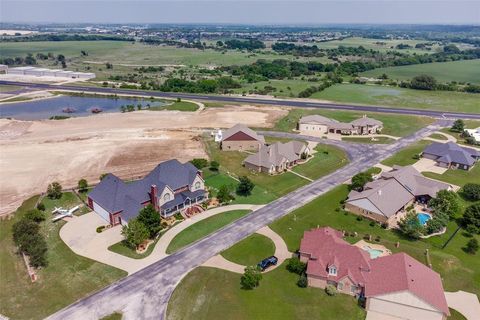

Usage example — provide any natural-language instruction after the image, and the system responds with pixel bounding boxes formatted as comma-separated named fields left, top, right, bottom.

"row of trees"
left=159, top=77, right=241, bottom=94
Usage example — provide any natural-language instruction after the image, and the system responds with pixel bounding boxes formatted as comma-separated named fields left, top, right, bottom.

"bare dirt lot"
left=0, top=105, right=287, bottom=215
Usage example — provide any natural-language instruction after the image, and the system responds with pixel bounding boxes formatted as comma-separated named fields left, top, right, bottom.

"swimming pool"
left=363, top=246, right=384, bottom=259
left=417, top=213, right=432, bottom=225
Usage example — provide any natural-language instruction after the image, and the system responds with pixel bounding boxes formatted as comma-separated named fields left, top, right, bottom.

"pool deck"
left=354, top=240, right=392, bottom=258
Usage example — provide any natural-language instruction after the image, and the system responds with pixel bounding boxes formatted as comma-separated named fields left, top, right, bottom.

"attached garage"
left=88, top=197, right=111, bottom=224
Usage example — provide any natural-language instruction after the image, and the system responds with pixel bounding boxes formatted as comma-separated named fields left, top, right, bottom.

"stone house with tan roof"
left=220, top=124, right=265, bottom=151
left=297, top=114, right=383, bottom=135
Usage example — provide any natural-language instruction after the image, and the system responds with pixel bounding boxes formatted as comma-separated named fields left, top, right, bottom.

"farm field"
left=362, top=59, right=480, bottom=84
left=167, top=266, right=366, bottom=320
left=312, top=83, right=480, bottom=114
left=0, top=195, right=127, bottom=320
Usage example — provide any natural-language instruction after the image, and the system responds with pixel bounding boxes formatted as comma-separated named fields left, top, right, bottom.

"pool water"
left=417, top=213, right=432, bottom=225
left=363, top=246, right=384, bottom=259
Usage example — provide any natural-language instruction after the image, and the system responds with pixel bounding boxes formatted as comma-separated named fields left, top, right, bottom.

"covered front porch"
left=160, top=192, right=207, bottom=218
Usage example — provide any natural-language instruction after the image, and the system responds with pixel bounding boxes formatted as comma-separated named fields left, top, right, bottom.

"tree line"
left=1, top=34, right=134, bottom=42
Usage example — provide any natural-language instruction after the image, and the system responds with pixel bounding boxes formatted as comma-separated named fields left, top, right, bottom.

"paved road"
left=1, top=80, right=479, bottom=119
left=46, top=120, right=450, bottom=320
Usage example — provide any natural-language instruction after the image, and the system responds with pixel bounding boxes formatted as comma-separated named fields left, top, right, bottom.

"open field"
left=0, top=195, right=127, bottom=319
left=166, top=210, right=251, bottom=254
left=381, top=140, right=431, bottom=166
left=270, top=107, right=435, bottom=137
left=269, top=184, right=480, bottom=296
left=0, top=104, right=287, bottom=216
left=312, top=83, right=480, bottom=114
left=167, top=266, right=366, bottom=320
left=362, top=59, right=480, bottom=84
left=221, top=233, right=275, bottom=266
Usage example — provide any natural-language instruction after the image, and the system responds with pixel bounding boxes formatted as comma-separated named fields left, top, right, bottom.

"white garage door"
left=92, top=201, right=110, bottom=223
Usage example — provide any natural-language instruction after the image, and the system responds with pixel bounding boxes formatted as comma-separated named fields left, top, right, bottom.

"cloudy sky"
left=1, top=0, right=479, bottom=24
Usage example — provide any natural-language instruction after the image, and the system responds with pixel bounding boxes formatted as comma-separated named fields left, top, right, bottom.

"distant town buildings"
left=6, top=66, right=95, bottom=79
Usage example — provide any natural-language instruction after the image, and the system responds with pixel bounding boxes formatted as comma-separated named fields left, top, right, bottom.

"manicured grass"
left=149, top=101, right=198, bottom=112
left=381, top=140, right=431, bottom=167
left=100, top=312, right=123, bottom=320
left=166, top=210, right=251, bottom=254
left=271, top=108, right=434, bottom=137
left=312, top=83, right=480, bottom=114
left=342, top=136, right=395, bottom=144
left=0, top=84, right=22, bottom=92
left=423, top=164, right=480, bottom=187
left=428, top=133, right=449, bottom=140
left=108, top=238, right=159, bottom=259
left=269, top=184, right=480, bottom=296
left=204, top=138, right=348, bottom=197
left=221, top=234, right=275, bottom=266
left=0, top=196, right=127, bottom=320
left=166, top=266, right=366, bottom=320
left=204, top=172, right=277, bottom=205
left=449, top=308, right=467, bottom=320
left=362, top=59, right=480, bottom=84
left=291, top=145, right=349, bottom=180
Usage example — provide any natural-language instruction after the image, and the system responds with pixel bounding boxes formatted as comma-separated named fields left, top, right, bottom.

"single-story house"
left=422, top=141, right=480, bottom=170
left=297, top=114, right=383, bottom=135
left=221, top=124, right=265, bottom=151
left=88, top=159, right=207, bottom=225
left=464, top=127, right=480, bottom=144
left=300, top=227, right=450, bottom=320
left=345, top=165, right=452, bottom=227
left=244, top=141, right=310, bottom=174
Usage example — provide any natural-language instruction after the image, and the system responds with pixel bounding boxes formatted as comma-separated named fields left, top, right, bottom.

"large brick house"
left=220, top=124, right=265, bottom=151
left=299, top=227, right=450, bottom=320
left=422, top=141, right=480, bottom=170
left=87, top=159, right=207, bottom=225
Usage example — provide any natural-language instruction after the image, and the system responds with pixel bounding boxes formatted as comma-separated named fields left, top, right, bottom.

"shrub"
left=241, top=266, right=262, bottom=289
left=46, top=182, right=62, bottom=199
left=462, top=203, right=480, bottom=234
left=24, top=209, right=46, bottom=223
left=190, top=158, right=209, bottom=169
left=325, top=285, right=337, bottom=296
left=286, top=257, right=306, bottom=275
left=36, top=202, right=45, bottom=211
left=209, top=161, right=220, bottom=171
left=464, top=238, right=479, bottom=255
left=236, top=176, right=255, bottom=196
left=463, top=183, right=480, bottom=201
left=217, top=184, right=235, bottom=203
left=297, top=273, right=308, bottom=288
left=78, top=178, right=88, bottom=192
left=356, top=216, right=363, bottom=221
left=369, top=221, right=375, bottom=227
left=96, top=226, right=106, bottom=233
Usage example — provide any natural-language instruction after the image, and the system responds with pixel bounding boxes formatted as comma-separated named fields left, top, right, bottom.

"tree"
left=106, top=62, right=113, bottom=69
left=27, top=234, right=48, bottom=268
left=217, top=184, right=235, bottom=203
left=451, top=119, right=465, bottom=133
left=209, top=161, right=220, bottom=171
left=398, top=211, right=424, bottom=239
left=190, top=158, right=209, bottom=169
left=286, top=257, right=307, bottom=275
left=425, top=216, right=445, bottom=234
left=350, top=172, right=373, bottom=191
left=463, top=184, right=480, bottom=201
left=236, top=176, right=255, bottom=196
left=240, top=266, right=262, bottom=289
left=121, top=219, right=149, bottom=249
left=137, top=205, right=161, bottom=238
left=429, top=190, right=461, bottom=219
left=216, top=40, right=224, bottom=47
left=12, top=219, right=40, bottom=251
left=297, top=273, right=308, bottom=288
left=25, top=209, right=46, bottom=223
left=325, top=285, right=337, bottom=296
left=462, top=203, right=480, bottom=234
left=46, top=182, right=62, bottom=199
left=410, top=75, right=437, bottom=90
left=99, top=173, right=109, bottom=181
left=78, top=178, right=88, bottom=192
left=464, top=238, right=479, bottom=255
left=36, top=202, right=45, bottom=211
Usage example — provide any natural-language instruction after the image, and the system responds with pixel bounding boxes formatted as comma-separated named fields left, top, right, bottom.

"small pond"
left=0, top=95, right=167, bottom=120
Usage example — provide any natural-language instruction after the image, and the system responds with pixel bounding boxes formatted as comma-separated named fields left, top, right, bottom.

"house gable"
left=369, top=290, right=442, bottom=313
left=223, top=131, right=259, bottom=142
left=347, top=198, right=384, bottom=216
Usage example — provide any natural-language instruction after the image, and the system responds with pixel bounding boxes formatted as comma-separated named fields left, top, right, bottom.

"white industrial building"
left=6, top=66, right=95, bottom=79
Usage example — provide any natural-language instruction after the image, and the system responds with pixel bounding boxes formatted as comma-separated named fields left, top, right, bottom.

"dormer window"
left=328, top=266, right=337, bottom=276
left=164, top=193, right=171, bottom=202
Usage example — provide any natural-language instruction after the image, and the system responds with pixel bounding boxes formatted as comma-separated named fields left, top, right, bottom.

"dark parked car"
left=257, top=256, right=278, bottom=271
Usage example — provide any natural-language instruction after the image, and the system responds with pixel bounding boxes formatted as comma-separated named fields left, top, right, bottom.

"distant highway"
left=1, top=80, right=480, bottom=119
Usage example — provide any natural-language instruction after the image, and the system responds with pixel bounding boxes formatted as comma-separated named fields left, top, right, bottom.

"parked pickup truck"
left=257, top=256, right=278, bottom=271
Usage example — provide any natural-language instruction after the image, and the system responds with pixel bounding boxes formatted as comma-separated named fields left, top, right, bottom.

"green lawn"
left=0, top=84, right=22, bottom=92
left=312, top=83, right=480, bottom=114
left=440, top=120, right=480, bottom=145
left=423, top=164, right=480, bottom=187
left=0, top=196, right=127, bottom=320
left=342, top=136, right=395, bottom=144
left=381, top=140, right=432, bottom=167
left=166, top=266, right=366, bottom=320
left=204, top=138, right=349, bottom=198
left=270, top=108, right=434, bottom=137
left=108, top=238, right=159, bottom=259
left=362, top=59, right=480, bottom=84
left=428, top=133, right=449, bottom=140
left=221, top=234, right=275, bottom=266
left=100, top=312, right=123, bottom=320
left=269, top=184, right=480, bottom=296
left=166, top=210, right=251, bottom=254
left=149, top=100, right=199, bottom=112
left=291, top=145, right=349, bottom=180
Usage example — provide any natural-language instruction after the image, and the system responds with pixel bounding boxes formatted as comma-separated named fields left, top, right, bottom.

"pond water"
left=0, top=95, right=167, bottom=120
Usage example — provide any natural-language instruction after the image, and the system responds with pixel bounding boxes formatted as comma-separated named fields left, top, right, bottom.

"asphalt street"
left=1, top=80, right=479, bottom=119
left=46, top=120, right=450, bottom=320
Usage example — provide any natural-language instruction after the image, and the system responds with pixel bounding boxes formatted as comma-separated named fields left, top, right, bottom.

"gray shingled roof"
left=221, top=123, right=265, bottom=143
left=423, top=142, right=479, bottom=166
left=244, top=141, right=306, bottom=169
left=298, top=115, right=338, bottom=125
left=350, top=116, right=383, bottom=127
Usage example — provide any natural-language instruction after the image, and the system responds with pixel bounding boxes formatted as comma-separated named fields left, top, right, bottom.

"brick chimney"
left=150, top=185, right=159, bottom=211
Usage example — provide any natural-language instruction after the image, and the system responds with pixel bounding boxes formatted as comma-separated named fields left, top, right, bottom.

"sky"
left=1, top=0, right=479, bottom=25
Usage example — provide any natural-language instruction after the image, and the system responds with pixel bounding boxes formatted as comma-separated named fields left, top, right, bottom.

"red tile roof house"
left=299, top=227, right=450, bottom=320
left=220, top=124, right=265, bottom=151
left=87, top=159, right=208, bottom=226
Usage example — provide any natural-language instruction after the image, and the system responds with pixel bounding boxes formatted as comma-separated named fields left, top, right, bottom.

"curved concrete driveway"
left=60, top=204, right=263, bottom=274
left=202, top=226, right=292, bottom=273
